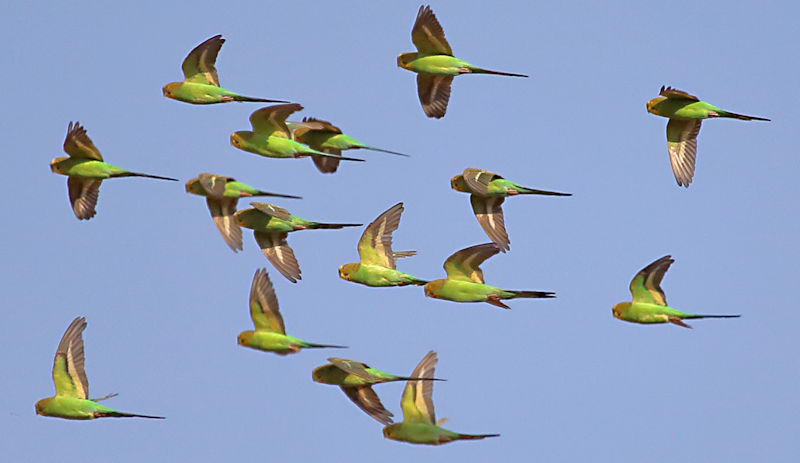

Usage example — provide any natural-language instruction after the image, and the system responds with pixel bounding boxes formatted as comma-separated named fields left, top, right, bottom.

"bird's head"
left=34, top=398, right=51, bottom=416
left=382, top=424, right=400, bottom=440
left=450, top=174, right=470, bottom=193
left=184, top=178, right=204, bottom=196
left=237, top=331, right=253, bottom=347
left=49, top=157, right=68, bottom=174
left=162, top=82, right=180, bottom=99
left=310, top=365, right=332, bottom=384
left=423, top=282, right=439, bottom=299
left=338, top=263, right=358, bottom=281
left=611, top=302, right=629, bottom=320
left=397, top=52, right=417, bottom=70
left=646, top=97, right=666, bottom=115
left=230, top=131, right=253, bottom=150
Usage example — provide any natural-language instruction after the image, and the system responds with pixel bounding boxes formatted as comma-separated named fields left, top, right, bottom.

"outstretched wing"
left=443, top=242, right=501, bottom=283
left=412, top=5, right=452, bottom=55
left=470, top=195, right=509, bottom=251
left=357, top=202, right=405, bottom=268
left=254, top=231, right=301, bottom=283
left=629, top=255, right=674, bottom=306
left=342, top=386, right=394, bottom=425
left=659, top=86, right=699, bottom=101
left=249, top=104, right=303, bottom=137
left=197, top=173, right=231, bottom=199
left=67, top=177, right=101, bottom=220
left=182, top=35, right=224, bottom=86
left=63, top=122, right=103, bottom=161
left=52, top=317, right=89, bottom=399
left=666, top=119, right=701, bottom=187
left=289, top=117, right=342, bottom=139
left=248, top=268, right=286, bottom=334
left=462, top=168, right=501, bottom=196
left=416, top=74, right=452, bottom=119
left=206, top=198, right=242, bottom=252
left=328, top=358, right=376, bottom=381
left=399, top=350, right=438, bottom=424
left=250, top=202, right=292, bottom=222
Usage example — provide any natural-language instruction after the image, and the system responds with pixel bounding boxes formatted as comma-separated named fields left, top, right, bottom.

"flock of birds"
left=38, top=5, right=767, bottom=446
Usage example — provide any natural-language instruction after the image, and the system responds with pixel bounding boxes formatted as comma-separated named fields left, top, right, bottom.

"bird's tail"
left=511, top=290, right=556, bottom=299
left=472, top=67, right=528, bottom=78
left=234, top=95, right=290, bottom=104
left=125, top=172, right=179, bottom=181
left=254, top=190, right=302, bottom=199
left=718, top=110, right=770, bottom=121
left=456, top=433, right=500, bottom=440
left=684, top=314, right=741, bottom=320
left=518, top=187, right=572, bottom=196
left=100, top=411, right=165, bottom=419
left=398, top=376, right=446, bottom=382
left=309, top=222, right=362, bottom=230
left=305, top=343, right=348, bottom=349
left=362, top=146, right=410, bottom=157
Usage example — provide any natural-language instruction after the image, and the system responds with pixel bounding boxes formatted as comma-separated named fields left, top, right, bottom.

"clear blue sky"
left=2, top=0, right=798, bottom=461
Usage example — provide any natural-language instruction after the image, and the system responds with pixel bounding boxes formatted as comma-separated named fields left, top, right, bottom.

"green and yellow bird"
left=382, top=351, right=498, bottom=445
left=646, top=86, right=770, bottom=187
left=613, top=255, right=741, bottom=328
left=451, top=168, right=571, bottom=251
left=235, top=202, right=361, bottom=283
left=287, top=117, right=408, bottom=174
left=230, top=104, right=365, bottom=168
left=186, top=173, right=301, bottom=252
left=50, top=122, right=178, bottom=220
left=312, top=353, right=444, bottom=425
left=35, top=317, right=164, bottom=420
left=424, top=243, right=554, bottom=309
left=162, top=35, right=287, bottom=105
left=397, top=5, right=528, bottom=118
left=238, top=268, right=346, bottom=355
left=339, top=202, right=428, bottom=287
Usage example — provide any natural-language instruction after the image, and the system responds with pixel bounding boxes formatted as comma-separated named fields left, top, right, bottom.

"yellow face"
left=34, top=398, right=48, bottom=415
left=611, top=303, right=626, bottom=320
left=162, top=82, right=179, bottom=99
left=338, top=264, right=356, bottom=281
left=396, top=52, right=416, bottom=69
left=237, top=332, right=249, bottom=346
left=645, top=97, right=665, bottom=115
left=230, top=132, right=244, bottom=148
left=49, top=157, right=67, bottom=174
left=450, top=175, right=469, bottom=192
left=184, top=179, right=202, bottom=195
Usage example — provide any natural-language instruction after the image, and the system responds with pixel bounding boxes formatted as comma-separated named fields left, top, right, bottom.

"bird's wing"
left=67, top=178, right=101, bottom=220
left=357, top=202, right=404, bottom=268
left=342, top=386, right=394, bottom=425
left=629, top=255, right=674, bottom=306
left=206, top=198, right=242, bottom=252
left=197, top=173, right=231, bottom=199
left=416, top=74, right=452, bottom=119
left=63, top=122, right=103, bottom=160
left=247, top=268, right=286, bottom=334
left=311, top=148, right=342, bottom=174
left=52, top=317, right=89, bottom=399
left=249, top=104, right=303, bottom=137
left=659, top=86, right=699, bottom=101
left=250, top=202, right=292, bottom=221
left=399, top=350, right=438, bottom=424
left=328, top=358, right=376, bottom=381
left=666, top=119, right=701, bottom=187
left=411, top=5, right=453, bottom=55
left=254, top=232, right=301, bottom=283
left=443, top=242, right=501, bottom=283
left=181, top=35, right=224, bottom=86
left=470, top=195, right=509, bottom=251
left=462, top=168, right=501, bottom=196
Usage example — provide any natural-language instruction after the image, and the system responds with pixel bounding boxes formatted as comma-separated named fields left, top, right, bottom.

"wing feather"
left=254, top=231, right=301, bottom=283
left=411, top=5, right=453, bottom=55
left=249, top=104, right=303, bottom=137
left=52, top=317, right=89, bottom=399
left=399, top=350, right=438, bottom=424
left=629, top=255, right=674, bottom=306
left=248, top=268, right=286, bottom=334
left=182, top=35, right=224, bottom=86
left=63, top=122, right=103, bottom=160
left=443, top=242, right=501, bottom=283
left=470, top=195, right=509, bottom=251
left=357, top=202, right=404, bottom=268
left=666, top=119, right=701, bottom=187
left=416, top=74, right=452, bottom=118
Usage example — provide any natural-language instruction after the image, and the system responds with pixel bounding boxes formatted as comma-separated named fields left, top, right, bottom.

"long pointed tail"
left=512, top=290, right=556, bottom=299
left=457, top=433, right=500, bottom=440
left=719, top=111, right=770, bottom=121
left=685, top=314, right=741, bottom=319
left=310, top=222, right=362, bottom=229
left=235, top=95, right=290, bottom=104
left=473, top=67, right=528, bottom=78
left=306, top=343, right=348, bottom=349
left=102, top=411, right=165, bottom=419
left=398, top=376, right=446, bottom=382
left=254, top=190, right=303, bottom=199
left=363, top=146, right=410, bottom=157
left=519, top=187, right=572, bottom=196
left=127, top=172, right=179, bottom=181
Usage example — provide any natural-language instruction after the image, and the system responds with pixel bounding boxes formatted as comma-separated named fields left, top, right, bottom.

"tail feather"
left=473, top=67, right=528, bottom=78
left=123, top=172, right=179, bottom=181
left=255, top=190, right=302, bottom=199
left=519, top=187, right=572, bottom=196
left=720, top=111, right=770, bottom=121
left=363, top=146, right=410, bottom=157
left=312, top=151, right=365, bottom=162
left=398, top=376, right=446, bottom=382
left=512, top=290, right=556, bottom=299
left=235, top=95, right=290, bottom=104
left=312, top=222, right=362, bottom=229
left=457, top=433, right=500, bottom=440
left=685, top=314, right=741, bottom=319
left=101, top=411, right=165, bottom=419
left=306, top=343, right=348, bottom=349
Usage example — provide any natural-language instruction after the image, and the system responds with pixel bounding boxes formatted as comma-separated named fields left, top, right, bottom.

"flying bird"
left=186, top=173, right=301, bottom=252
left=425, top=243, right=554, bottom=309
left=287, top=117, right=408, bottom=174
left=235, top=202, right=360, bottom=282
left=397, top=5, right=528, bottom=118
left=237, top=269, right=346, bottom=355
left=382, top=351, right=498, bottom=445
left=312, top=354, right=444, bottom=425
left=646, top=86, right=770, bottom=187
left=35, top=317, right=164, bottom=420
left=612, top=255, right=741, bottom=328
left=162, top=35, right=288, bottom=104
left=339, top=202, right=428, bottom=287
left=231, top=104, right=366, bottom=168
left=451, top=168, right=571, bottom=251
left=50, top=122, right=178, bottom=220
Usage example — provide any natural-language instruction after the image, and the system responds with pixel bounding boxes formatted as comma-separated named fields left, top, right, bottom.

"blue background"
left=2, top=1, right=797, bottom=461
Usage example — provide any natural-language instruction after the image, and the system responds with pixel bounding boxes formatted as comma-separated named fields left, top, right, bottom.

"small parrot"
left=35, top=317, right=164, bottom=420
left=397, top=5, right=528, bottom=118
left=287, top=117, right=408, bottom=174
left=237, top=269, right=346, bottom=355
left=312, top=354, right=444, bottom=425
left=646, top=86, right=770, bottom=187
left=613, top=255, right=741, bottom=328
left=338, top=202, right=428, bottom=287
left=234, top=202, right=361, bottom=283
left=424, top=243, right=554, bottom=309
left=382, top=351, right=498, bottom=445
left=162, top=35, right=288, bottom=104
left=185, top=173, right=301, bottom=252
left=451, top=168, right=571, bottom=251
left=230, top=104, right=365, bottom=168
left=50, top=122, right=178, bottom=220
